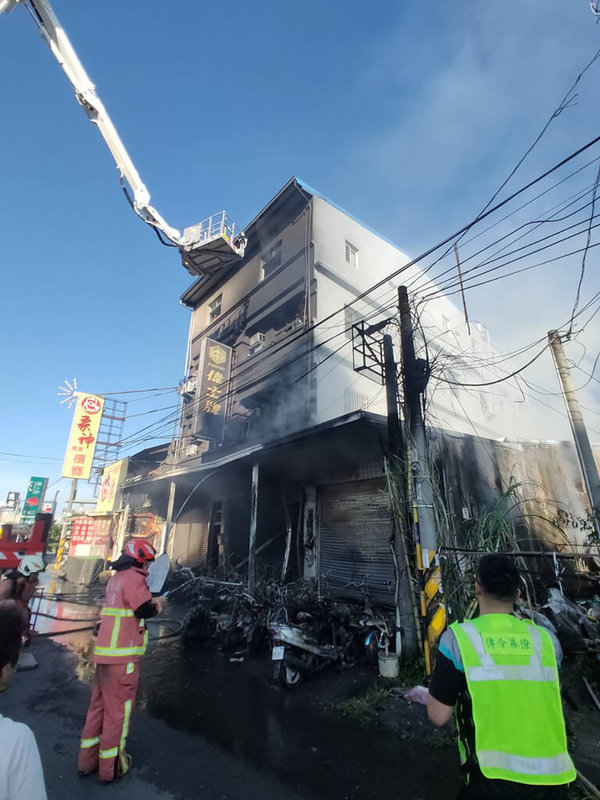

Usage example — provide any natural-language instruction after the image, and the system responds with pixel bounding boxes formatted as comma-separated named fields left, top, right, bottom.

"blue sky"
left=1, top=0, right=599, bottom=509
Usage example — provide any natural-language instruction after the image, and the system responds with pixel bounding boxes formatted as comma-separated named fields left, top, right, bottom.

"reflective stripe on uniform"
left=467, top=664, right=557, bottom=682
left=80, top=736, right=100, bottom=748
left=96, top=610, right=147, bottom=659
left=102, top=608, right=135, bottom=617
left=119, top=699, right=133, bottom=773
left=99, top=747, right=118, bottom=759
left=478, top=750, right=574, bottom=777
left=109, top=616, right=121, bottom=651
left=126, top=662, right=135, bottom=675
left=94, top=644, right=147, bottom=657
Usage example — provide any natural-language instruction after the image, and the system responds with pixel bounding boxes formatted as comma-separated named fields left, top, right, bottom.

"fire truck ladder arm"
left=1, top=0, right=186, bottom=247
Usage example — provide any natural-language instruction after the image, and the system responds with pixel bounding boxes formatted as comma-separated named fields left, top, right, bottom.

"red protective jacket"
left=94, top=566, right=152, bottom=665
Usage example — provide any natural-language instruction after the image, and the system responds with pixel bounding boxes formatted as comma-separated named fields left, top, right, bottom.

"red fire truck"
left=0, top=514, right=53, bottom=572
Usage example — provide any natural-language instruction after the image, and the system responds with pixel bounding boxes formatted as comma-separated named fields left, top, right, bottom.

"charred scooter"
left=268, top=603, right=355, bottom=688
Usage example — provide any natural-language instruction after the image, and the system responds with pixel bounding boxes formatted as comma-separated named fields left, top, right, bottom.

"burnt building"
left=121, top=178, right=533, bottom=615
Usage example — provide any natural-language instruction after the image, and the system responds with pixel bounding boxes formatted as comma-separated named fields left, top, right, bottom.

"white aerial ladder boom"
left=0, top=0, right=246, bottom=276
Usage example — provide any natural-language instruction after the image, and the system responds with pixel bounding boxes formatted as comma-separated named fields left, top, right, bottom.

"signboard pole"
left=55, top=478, right=77, bottom=573
left=159, top=481, right=176, bottom=556
left=114, top=504, right=130, bottom=561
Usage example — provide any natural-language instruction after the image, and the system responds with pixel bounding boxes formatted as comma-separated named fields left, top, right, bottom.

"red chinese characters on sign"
left=68, top=516, right=111, bottom=558
left=71, top=517, right=95, bottom=546
left=62, top=393, right=105, bottom=480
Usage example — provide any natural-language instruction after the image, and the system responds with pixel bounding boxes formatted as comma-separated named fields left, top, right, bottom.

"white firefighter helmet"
left=18, top=555, right=45, bottom=577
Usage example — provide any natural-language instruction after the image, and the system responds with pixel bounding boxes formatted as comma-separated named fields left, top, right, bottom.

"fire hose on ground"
left=33, top=610, right=185, bottom=640
left=30, top=572, right=244, bottom=640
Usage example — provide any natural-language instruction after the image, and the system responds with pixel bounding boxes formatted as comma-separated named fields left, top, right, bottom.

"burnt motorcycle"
left=268, top=603, right=355, bottom=688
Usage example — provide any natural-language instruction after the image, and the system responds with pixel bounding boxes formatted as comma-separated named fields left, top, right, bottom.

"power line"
left=430, top=344, right=549, bottom=388
left=0, top=452, right=61, bottom=462
left=567, top=162, right=600, bottom=335
left=424, top=336, right=600, bottom=438
left=574, top=361, right=600, bottom=386
left=450, top=43, right=600, bottom=251
left=419, top=240, right=600, bottom=304
left=408, top=179, right=600, bottom=296
left=98, top=386, right=178, bottom=396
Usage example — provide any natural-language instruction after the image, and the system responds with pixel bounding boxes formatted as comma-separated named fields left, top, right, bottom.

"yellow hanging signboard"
left=62, top=393, right=105, bottom=480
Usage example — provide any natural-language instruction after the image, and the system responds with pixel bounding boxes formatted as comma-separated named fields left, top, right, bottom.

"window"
left=345, top=240, right=359, bottom=269
left=344, top=305, right=364, bottom=339
left=208, top=294, right=222, bottom=323
left=260, top=240, right=282, bottom=280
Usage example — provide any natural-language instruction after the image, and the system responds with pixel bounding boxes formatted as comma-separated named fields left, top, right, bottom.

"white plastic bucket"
left=378, top=652, right=399, bottom=678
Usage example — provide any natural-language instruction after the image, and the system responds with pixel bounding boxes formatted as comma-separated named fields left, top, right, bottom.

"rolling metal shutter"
left=170, top=522, right=208, bottom=566
left=319, top=479, right=395, bottom=607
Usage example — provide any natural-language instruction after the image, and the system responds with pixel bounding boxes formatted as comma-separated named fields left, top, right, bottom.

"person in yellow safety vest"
left=77, top=539, right=167, bottom=783
left=427, top=554, right=575, bottom=799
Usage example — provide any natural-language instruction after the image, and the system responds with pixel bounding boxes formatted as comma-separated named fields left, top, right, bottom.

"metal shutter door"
left=319, top=479, right=395, bottom=607
left=170, top=522, right=208, bottom=566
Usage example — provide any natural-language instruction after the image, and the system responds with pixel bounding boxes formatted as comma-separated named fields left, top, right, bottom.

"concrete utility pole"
left=398, top=286, right=444, bottom=674
left=382, top=333, right=419, bottom=658
left=397, top=287, right=438, bottom=563
left=548, top=330, right=600, bottom=538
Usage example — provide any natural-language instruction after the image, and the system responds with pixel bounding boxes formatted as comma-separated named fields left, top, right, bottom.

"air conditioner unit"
left=250, top=332, right=266, bottom=347
left=178, top=377, right=197, bottom=396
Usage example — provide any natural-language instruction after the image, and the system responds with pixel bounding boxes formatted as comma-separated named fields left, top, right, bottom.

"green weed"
left=336, top=686, right=389, bottom=719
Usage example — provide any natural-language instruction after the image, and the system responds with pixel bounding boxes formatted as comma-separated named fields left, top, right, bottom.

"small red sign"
left=81, top=396, right=102, bottom=414
left=81, top=397, right=102, bottom=414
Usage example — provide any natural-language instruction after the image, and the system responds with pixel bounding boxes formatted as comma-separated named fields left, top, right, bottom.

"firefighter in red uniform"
left=77, top=539, right=166, bottom=783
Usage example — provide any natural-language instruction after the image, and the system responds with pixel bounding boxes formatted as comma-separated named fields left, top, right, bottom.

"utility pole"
left=354, top=318, right=419, bottom=657
left=398, top=285, right=444, bottom=673
left=382, top=334, right=402, bottom=458
left=548, top=330, right=600, bottom=538
left=398, top=287, right=438, bottom=563
left=382, top=333, right=419, bottom=658
left=248, top=462, right=259, bottom=595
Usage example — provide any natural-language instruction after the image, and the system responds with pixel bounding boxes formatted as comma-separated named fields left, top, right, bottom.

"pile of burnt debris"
left=164, top=567, right=396, bottom=688
left=163, top=563, right=600, bottom=690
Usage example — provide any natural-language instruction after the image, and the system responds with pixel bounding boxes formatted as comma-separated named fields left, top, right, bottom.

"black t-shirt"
left=428, top=627, right=570, bottom=800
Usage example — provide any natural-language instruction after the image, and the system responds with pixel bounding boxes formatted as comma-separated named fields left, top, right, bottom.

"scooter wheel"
left=277, top=662, right=302, bottom=689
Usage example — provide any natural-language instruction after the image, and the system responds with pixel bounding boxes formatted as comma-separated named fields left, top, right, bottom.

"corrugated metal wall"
left=319, top=478, right=395, bottom=606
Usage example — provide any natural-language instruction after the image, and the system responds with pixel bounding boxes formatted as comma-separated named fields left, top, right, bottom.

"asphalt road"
left=3, top=638, right=307, bottom=800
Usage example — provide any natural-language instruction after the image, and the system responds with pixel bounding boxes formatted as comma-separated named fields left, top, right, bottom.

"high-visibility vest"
left=450, top=614, right=575, bottom=786
left=94, top=567, right=150, bottom=664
